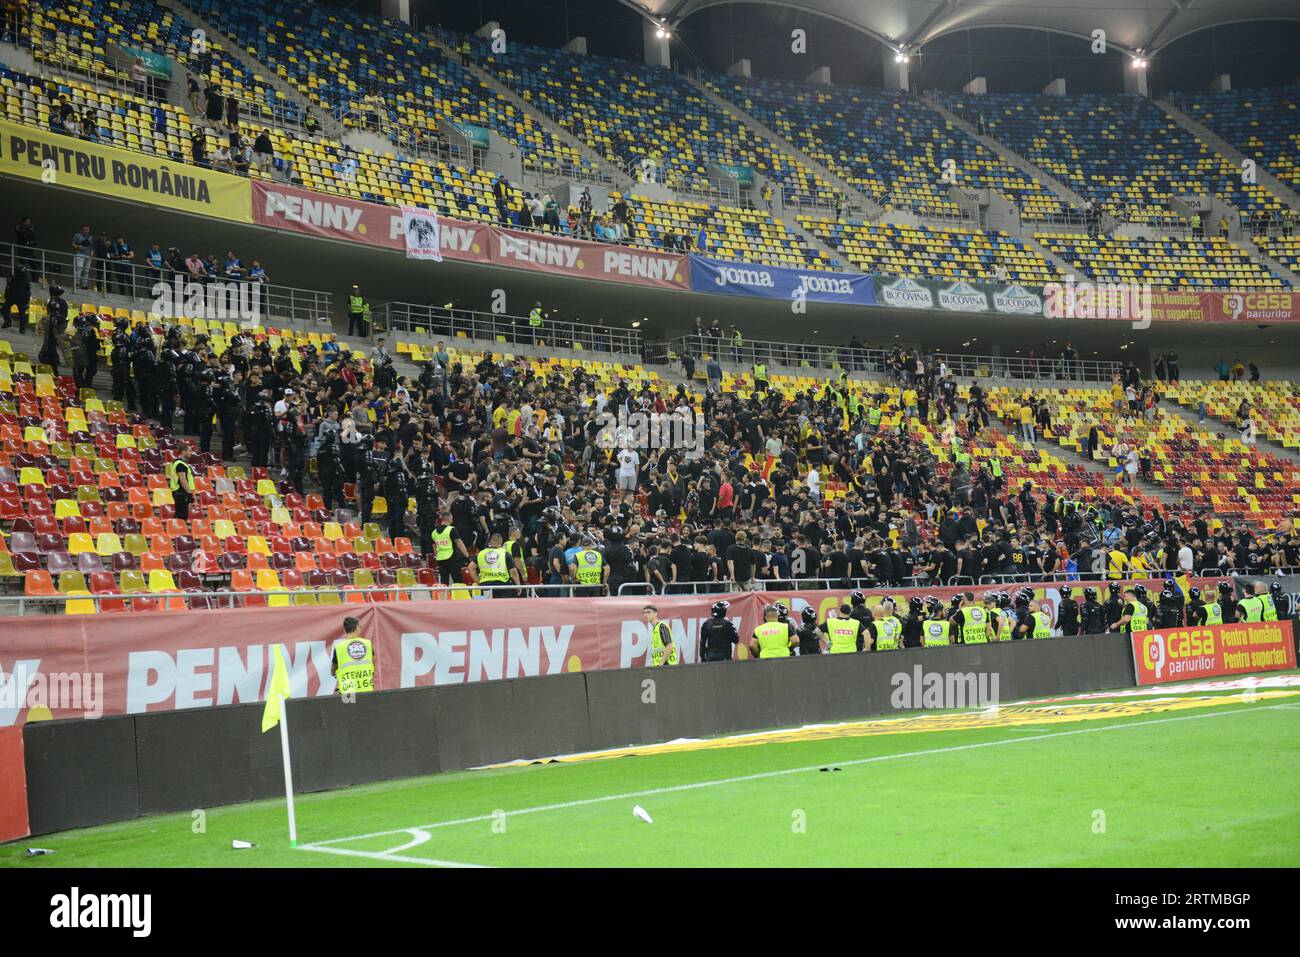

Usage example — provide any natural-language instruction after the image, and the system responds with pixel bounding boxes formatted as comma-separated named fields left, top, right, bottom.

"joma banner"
left=0, top=577, right=1210, bottom=726
left=1131, top=620, right=1296, bottom=686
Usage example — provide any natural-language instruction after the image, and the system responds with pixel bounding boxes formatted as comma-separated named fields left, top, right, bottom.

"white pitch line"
left=309, top=701, right=1293, bottom=849
left=296, top=843, right=487, bottom=868
left=381, top=828, right=433, bottom=854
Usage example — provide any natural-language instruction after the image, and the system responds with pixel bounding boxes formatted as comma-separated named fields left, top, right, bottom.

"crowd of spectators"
left=18, top=304, right=1289, bottom=602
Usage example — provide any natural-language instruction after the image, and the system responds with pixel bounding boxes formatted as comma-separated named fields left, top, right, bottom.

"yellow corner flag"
left=261, top=644, right=292, bottom=733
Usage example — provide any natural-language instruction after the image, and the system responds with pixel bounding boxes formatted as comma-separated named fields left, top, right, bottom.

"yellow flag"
left=1175, top=573, right=1192, bottom=598
left=261, top=645, right=292, bottom=733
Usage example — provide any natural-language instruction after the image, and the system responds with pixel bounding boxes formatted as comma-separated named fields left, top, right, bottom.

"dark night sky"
left=329, top=0, right=1300, bottom=94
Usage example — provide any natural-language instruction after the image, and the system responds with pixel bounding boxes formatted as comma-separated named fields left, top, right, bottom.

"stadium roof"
left=630, top=0, right=1300, bottom=57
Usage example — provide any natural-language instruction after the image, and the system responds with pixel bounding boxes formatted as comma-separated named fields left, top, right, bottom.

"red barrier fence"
left=0, top=727, right=29, bottom=843
left=1131, top=620, right=1296, bottom=685
left=0, top=578, right=1211, bottom=727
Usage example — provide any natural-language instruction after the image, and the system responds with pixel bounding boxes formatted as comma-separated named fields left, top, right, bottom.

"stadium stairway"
left=1156, top=97, right=1300, bottom=213
left=1237, top=240, right=1300, bottom=288
left=687, top=74, right=883, bottom=219
left=1160, top=396, right=1300, bottom=469
left=920, top=93, right=1091, bottom=211
left=162, top=0, right=346, bottom=141
left=423, top=30, right=633, bottom=191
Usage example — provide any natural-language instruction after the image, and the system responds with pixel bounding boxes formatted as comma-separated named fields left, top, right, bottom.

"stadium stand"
left=709, top=75, right=1071, bottom=221
left=1167, top=86, right=1300, bottom=194
left=943, top=92, right=1289, bottom=224
left=802, top=220, right=1062, bottom=284
left=1035, top=234, right=1289, bottom=290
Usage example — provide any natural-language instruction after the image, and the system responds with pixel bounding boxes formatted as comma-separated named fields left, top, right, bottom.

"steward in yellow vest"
left=430, top=525, right=455, bottom=561
left=956, top=599, right=989, bottom=644
left=753, top=605, right=795, bottom=658
left=472, top=532, right=520, bottom=596
left=1029, top=602, right=1053, bottom=639
left=332, top=617, right=375, bottom=695
left=824, top=607, right=864, bottom=654
left=1114, top=588, right=1150, bottom=632
left=644, top=606, right=678, bottom=666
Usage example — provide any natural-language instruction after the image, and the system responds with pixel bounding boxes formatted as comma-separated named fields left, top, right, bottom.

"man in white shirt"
left=273, top=389, right=292, bottom=418
left=616, top=446, right=640, bottom=492
left=806, top=466, right=821, bottom=500
left=1177, top=543, right=1194, bottom=573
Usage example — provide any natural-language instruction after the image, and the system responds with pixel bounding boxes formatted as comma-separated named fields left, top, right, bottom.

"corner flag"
left=261, top=644, right=292, bottom=733
left=261, top=644, right=298, bottom=845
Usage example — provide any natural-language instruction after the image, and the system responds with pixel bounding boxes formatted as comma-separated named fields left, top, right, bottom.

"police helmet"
left=1108, top=582, right=1122, bottom=595
left=711, top=600, right=730, bottom=618
left=1218, top=580, right=1233, bottom=594
left=1270, top=580, right=1282, bottom=597
left=1188, top=587, right=1201, bottom=601
left=774, top=602, right=789, bottom=618
left=849, top=589, right=866, bottom=606
left=1161, top=580, right=1176, bottom=595
left=1083, top=587, right=1098, bottom=601
left=908, top=596, right=924, bottom=612
left=461, top=482, right=473, bottom=493
left=1133, top=583, right=1148, bottom=598
left=924, top=596, right=943, bottom=614
left=1016, top=586, right=1034, bottom=604
left=801, top=607, right=818, bottom=625
left=997, top=593, right=1012, bottom=609
left=1060, top=585, right=1072, bottom=598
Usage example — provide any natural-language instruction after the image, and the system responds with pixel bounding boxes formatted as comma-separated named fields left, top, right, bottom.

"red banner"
left=251, top=180, right=689, bottom=289
left=1196, top=291, right=1300, bottom=323
left=0, top=728, right=28, bottom=843
left=1131, top=620, right=1296, bottom=685
left=0, top=577, right=1210, bottom=727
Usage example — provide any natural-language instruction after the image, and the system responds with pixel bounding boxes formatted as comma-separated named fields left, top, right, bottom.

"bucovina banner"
left=0, top=118, right=252, bottom=223
left=0, top=577, right=1203, bottom=727
left=690, top=255, right=877, bottom=305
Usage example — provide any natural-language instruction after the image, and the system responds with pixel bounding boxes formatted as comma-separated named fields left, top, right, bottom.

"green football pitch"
left=5, top=679, right=1299, bottom=868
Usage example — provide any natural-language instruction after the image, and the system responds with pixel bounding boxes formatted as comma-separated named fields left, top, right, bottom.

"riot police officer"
left=156, top=348, right=179, bottom=428
left=902, top=595, right=925, bottom=649
left=193, top=369, right=216, bottom=452
left=359, top=437, right=388, bottom=524
left=1217, top=580, right=1238, bottom=624
left=384, top=455, right=410, bottom=541
left=795, top=606, right=823, bottom=655
left=110, top=321, right=136, bottom=411
left=245, top=391, right=275, bottom=469
left=214, top=373, right=241, bottom=461
left=414, top=466, right=438, bottom=557
left=1057, top=585, right=1080, bottom=637
left=1102, top=581, right=1125, bottom=630
left=1080, top=586, right=1106, bottom=635
left=134, top=337, right=158, bottom=421
left=699, top=600, right=740, bottom=662
left=1156, top=580, right=1185, bottom=628
left=1186, top=586, right=1208, bottom=626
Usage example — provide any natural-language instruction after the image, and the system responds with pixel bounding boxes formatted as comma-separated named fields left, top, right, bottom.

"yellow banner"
left=0, top=118, right=251, bottom=223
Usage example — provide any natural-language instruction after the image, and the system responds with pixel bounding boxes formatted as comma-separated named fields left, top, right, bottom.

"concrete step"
left=1160, top=396, right=1300, bottom=468
left=684, top=74, right=882, bottom=219
left=162, top=0, right=344, bottom=141
left=425, top=31, right=632, bottom=190
left=1156, top=98, right=1300, bottom=213
left=921, top=93, right=1089, bottom=211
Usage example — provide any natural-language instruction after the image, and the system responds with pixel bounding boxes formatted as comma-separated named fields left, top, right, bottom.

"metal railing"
left=671, top=334, right=1123, bottom=384
left=1, top=240, right=333, bottom=327
left=525, top=155, right=616, bottom=187
left=375, top=302, right=644, bottom=357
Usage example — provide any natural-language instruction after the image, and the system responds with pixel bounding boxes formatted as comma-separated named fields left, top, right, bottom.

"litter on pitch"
left=232, top=840, right=255, bottom=849
left=632, top=805, right=653, bottom=824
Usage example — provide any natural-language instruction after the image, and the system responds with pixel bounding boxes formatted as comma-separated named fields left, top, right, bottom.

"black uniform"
left=1080, top=598, right=1106, bottom=636
left=699, top=617, right=740, bottom=662
left=1186, top=599, right=1207, bottom=626
left=1102, top=594, right=1125, bottom=630
left=194, top=379, right=215, bottom=452
left=110, top=333, right=136, bottom=411
left=245, top=400, right=274, bottom=469
left=384, top=463, right=409, bottom=540
left=901, top=612, right=923, bottom=649
left=795, top=623, right=822, bottom=656
left=214, top=376, right=241, bottom=461
left=1057, top=595, right=1080, bottom=637
left=156, top=352, right=178, bottom=427
left=134, top=343, right=158, bottom=420
left=317, top=436, right=344, bottom=512
left=1156, top=590, right=1185, bottom=628
left=359, top=445, right=388, bottom=524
